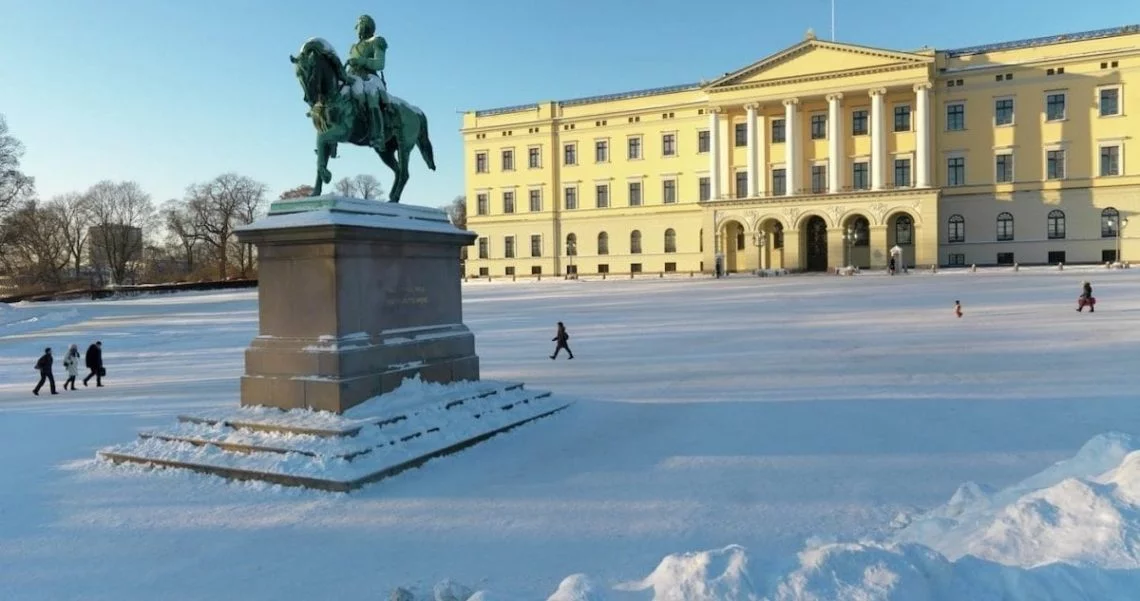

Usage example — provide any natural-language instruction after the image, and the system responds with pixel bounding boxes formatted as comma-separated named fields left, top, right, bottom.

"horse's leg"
left=314, top=138, right=335, bottom=195
left=375, top=146, right=400, bottom=201
left=392, top=142, right=412, bottom=203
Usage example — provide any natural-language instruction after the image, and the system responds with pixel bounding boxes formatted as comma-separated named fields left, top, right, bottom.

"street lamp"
left=752, top=230, right=767, bottom=272
left=566, top=239, right=577, bottom=278
left=1118, top=218, right=1129, bottom=264
left=843, top=226, right=857, bottom=268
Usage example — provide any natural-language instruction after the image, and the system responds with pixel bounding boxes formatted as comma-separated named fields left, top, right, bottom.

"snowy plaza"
left=2, top=267, right=1140, bottom=600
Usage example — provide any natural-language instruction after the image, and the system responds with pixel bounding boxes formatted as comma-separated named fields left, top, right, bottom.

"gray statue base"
left=234, top=196, right=479, bottom=414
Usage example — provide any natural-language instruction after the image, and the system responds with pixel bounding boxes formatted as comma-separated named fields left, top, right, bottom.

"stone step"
left=100, top=390, right=568, bottom=492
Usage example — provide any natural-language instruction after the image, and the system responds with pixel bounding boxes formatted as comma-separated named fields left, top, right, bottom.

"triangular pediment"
left=707, top=39, right=933, bottom=89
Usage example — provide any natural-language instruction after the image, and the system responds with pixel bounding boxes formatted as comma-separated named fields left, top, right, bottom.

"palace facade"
left=461, top=25, right=1140, bottom=276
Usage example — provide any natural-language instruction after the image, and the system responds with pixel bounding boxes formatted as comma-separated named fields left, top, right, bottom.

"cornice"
left=707, top=63, right=930, bottom=95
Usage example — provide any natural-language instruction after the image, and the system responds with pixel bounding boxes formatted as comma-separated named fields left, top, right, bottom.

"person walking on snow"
left=954, top=300, right=963, bottom=318
left=33, top=347, right=58, bottom=396
left=61, top=344, right=80, bottom=390
left=84, top=341, right=104, bottom=387
left=1078, top=281, right=1095, bottom=313
left=550, top=321, right=574, bottom=360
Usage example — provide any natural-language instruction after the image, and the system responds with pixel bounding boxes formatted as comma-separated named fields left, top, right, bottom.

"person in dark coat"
left=1078, top=281, right=1095, bottom=312
left=33, top=347, right=58, bottom=396
left=550, top=321, right=573, bottom=360
left=83, top=341, right=104, bottom=387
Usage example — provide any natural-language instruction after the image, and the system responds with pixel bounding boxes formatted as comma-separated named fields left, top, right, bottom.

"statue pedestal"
left=234, top=196, right=479, bottom=414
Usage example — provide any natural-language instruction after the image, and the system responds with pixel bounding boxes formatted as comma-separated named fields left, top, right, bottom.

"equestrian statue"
left=290, top=15, right=435, bottom=202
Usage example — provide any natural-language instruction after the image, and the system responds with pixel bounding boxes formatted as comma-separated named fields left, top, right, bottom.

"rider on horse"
left=345, top=15, right=399, bottom=145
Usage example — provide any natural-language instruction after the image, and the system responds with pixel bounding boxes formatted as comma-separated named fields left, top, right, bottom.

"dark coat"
left=553, top=325, right=569, bottom=344
left=34, top=352, right=52, bottom=374
left=85, top=344, right=103, bottom=370
left=1082, top=283, right=1093, bottom=299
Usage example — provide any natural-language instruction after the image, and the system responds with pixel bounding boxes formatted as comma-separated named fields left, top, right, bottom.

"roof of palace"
left=471, top=24, right=1140, bottom=118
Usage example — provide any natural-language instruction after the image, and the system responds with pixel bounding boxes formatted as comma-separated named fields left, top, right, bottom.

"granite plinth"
left=235, top=196, right=479, bottom=413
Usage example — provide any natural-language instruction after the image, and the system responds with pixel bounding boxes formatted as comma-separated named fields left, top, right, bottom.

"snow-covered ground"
left=2, top=267, right=1140, bottom=600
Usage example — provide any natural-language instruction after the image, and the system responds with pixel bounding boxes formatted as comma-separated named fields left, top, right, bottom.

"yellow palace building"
left=461, top=25, right=1140, bottom=276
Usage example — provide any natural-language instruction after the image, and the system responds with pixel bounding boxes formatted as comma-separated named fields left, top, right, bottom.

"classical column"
left=708, top=108, right=722, bottom=200
left=826, top=93, right=843, bottom=193
left=869, top=88, right=887, bottom=190
left=783, top=98, right=800, bottom=196
left=914, top=83, right=932, bottom=188
left=756, top=113, right=768, bottom=196
left=745, top=103, right=760, bottom=197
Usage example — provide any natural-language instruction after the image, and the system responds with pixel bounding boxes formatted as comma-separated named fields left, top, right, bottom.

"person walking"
left=83, top=341, right=105, bottom=387
left=62, top=343, right=81, bottom=390
left=1078, top=281, right=1095, bottom=313
left=33, top=347, right=58, bottom=396
left=954, top=300, right=963, bottom=318
left=550, top=321, right=574, bottom=360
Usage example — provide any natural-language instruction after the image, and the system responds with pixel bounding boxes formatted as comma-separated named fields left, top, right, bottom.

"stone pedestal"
left=234, top=196, right=479, bottom=413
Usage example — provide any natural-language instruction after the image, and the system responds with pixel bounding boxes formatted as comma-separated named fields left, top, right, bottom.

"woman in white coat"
left=62, top=344, right=81, bottom=390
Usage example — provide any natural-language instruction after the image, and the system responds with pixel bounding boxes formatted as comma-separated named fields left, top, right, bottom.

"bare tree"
left=185, top=173, right=267, bottom=279
left=231, top=181, right=267, bottom=278
left=279, top=184, right=314, bottom=200
left=0, top=115, right=35, bottom=215
left=333, top=174, right=386, bottom=200
left=160, top=199, right=203, bottom=276
left=0, top=201, right=71, bottom=287
left=446, top=195, right=467, bottom=229
left=85, top=180, right=156, bottom=286
left=48, top=193, right=92, bottom=278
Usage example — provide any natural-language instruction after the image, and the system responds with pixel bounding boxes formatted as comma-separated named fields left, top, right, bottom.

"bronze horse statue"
left=290, top=38, right=435, bottom=202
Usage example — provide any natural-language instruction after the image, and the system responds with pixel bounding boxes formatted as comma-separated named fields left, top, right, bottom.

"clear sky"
left=1, top=0, right=1137, bottom=208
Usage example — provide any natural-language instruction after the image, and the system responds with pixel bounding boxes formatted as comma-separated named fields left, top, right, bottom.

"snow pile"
left=615, top=545, right=757, bottom=600
left=769, top=542, right=950, bottom=601
left=546, top=574, right=605, bottom=601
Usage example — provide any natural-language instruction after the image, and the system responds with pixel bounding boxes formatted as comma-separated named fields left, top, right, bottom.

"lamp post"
left=1118, top=218, right=1129, bottom=264
left=843, top=226, right=856, bottom=268
left=566, top=239, right=576, bottom=278
left=752, top=230, right=767, bottom=273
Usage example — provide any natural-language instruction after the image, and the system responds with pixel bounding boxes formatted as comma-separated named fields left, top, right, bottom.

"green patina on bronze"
left=290, top=15, right=436, bottom=202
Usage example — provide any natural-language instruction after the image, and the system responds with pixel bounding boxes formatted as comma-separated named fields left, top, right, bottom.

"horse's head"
left=290, top=39, right=342, bottom=106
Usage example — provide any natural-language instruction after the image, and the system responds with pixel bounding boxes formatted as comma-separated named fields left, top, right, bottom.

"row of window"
left=946, top=143, right=1122, bottom=186
left=946, top=207, right=1125, bottom=243
left=944, top=87, right=1121, bottom=131
left=476, top=229, right=686, bottom=259
left=947, top=249, right=1121, bottom=268
left=473, top=262, right=687, bottom=278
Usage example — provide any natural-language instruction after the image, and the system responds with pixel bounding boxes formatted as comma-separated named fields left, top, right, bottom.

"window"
left=531, top=266, right=542, bottom=275
left=894, top=158, right=912, bottom=187
left=895, top=215, right=913, bottom=245
left=1048, top=251, right=1067, bottom=264
left=948, top=214, right=965, bottom=243
left=664, top=229, right=677, bottom=253
left=628, top=136, right=642, bottom=160
left=1101, top=145, right=1121, bottom=176
left=566, top=233, right=577, bottom=256
left=502, top=191, right=515, bottom=213
left=1102, top=207, right=1120, bottom=238
left=698, top=177, right=710, bottom=201
left=630, top=263, right=643, bottom=273
left=947, top=157, right=965, bottom=186
left=664, top=262, right=677, bottom=273
left=811, top=114, right=827, bottom=139
left=852, top=109, right=868, bottom=135
left=475, top=152, right=488, bottom=173
left=478, top=267, right=489, bottom=276
left=997, top=252, right=1015, bottom=265
left=811, top=164, right=826, bottom=194
left=1103, top=249, right=1118, bottom=263
left=476, top=193, right=489, bottom=216
left=595, top=140, right=609, bottom=163
left=1046, top=149, right=1065, bottom=180
left=699, top=228, right=703, bottom=252
left=477, top=237, right=488, bottom=259
left=772, top=168, right=787, bottom=195
left=528, top=147, right=541, bottom=169
left=771, top=118, right=786, bottom=143
left=997, top=212, right=1014, bottom=241
left=530, top=235, right=542, bottom=257
left=948, top=253, right=966, bottom=266
left=598, top=263, right=609, bottom=274
left=501, top=149, right=514, bottom=171
left=663, top=133, right=676, bottom=156
left=598, top=232, right=609, bottom=255
left=1047, top=209, right=1066, bottom=239
left=852, top=217, right=870, bottom=246
left=563, top=187, right=577, bottom=210
left=564, top=143, right=577, bottom=165
left=1046, top=93, right=1066, bottom=121
left=773, top=222, right=784, bottom=249
left=528, top=189, right=542, bottom=212
left=630, top=230, right=642, bottom=254
left=946, top=103, right=965, bottom=131
left=894, top=105, right=911, bottom=131
left=628, top=182, right=642, bottom=206
left=698, top=130, right=710, bottom=153
left=737, top=231, right=745, bottom=250
left=1099, top=87, right=1121, bottom=117
left=852, top=161, right=869, bottom=190
left=995, top=98, right=1014, bottom=126
left=504, top=236, right=515, bottom=258
left=995, top=153, right=1013, bottom=183
left=735, top=171, right=748, bottom=198
left=734, top=123, right=747, bottom=146
left=663, top=179, right=677, bottom=204
left=595, top=184, right=609, bottom=208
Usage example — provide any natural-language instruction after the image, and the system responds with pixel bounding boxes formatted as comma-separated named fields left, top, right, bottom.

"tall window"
left=662, top=133, right=677, bottom=156
left=1099, top=87, right=1120, bottom=117
left=1100, top=145, right=1121, bottom=176
left=1102, top=207, right=1120, bottom=238
left=772, top=168, right=787, bottom=195
left=948, top=214, right=965, bottom=243
left=475, top=152, right=488, bottom=173
left=771, top=119, right=786, bottom=143
left=698, top=130, right=710, bottom=153
left=527, top=147, right=541, bottom=169
left=698, top=177, right=710, bottom=201
left=627, top=136, right=642, bottom=160
left=946, top=103, right=965, bottom=131
left=477, top=237, right=488, bottom=259
left=595, top=140, right=608, bottom=163
left=1046, top=149, right=1066, bottom=180
left=664, top=228, right=677, bottom=253
left=563, top=143, right=577, bottom=165
left=734, top=123, right=747, bottom=146
left=565, top=233, right=577, bottom=256
left=894, top=158, right=912, bottom=187
left=895, top=215, right=914, bottom=245
left=595, top=184, right=609, bottom=208
left=995, top=153, right=1013, bottom=183
left=852, top=161, right=869, bottom=190
left=811, top=165, right=827, bottom=194
left=563, top=187, right=577, bottom=210
left=530, top=234, right=542, bottom=257
left=630, top=230, right=642, bottom=254
left=1046, top=93, right=1066, bottom=121
left=997, top=212, right=1014, bottom=241
left=663, top=179, right=677, bottom=204
left=852, top=217, right=870, bottom=246
left=502, top=191, right=515, bottom=213
left=504, top=236, right=515, bottom=258
left=528, top=189, right=542, bottom=212
left=852, top=109, right=868, bottom=135
left=501, top=149, right=514, bottom=171
left=628, top=182, right=642, bottom=207
left=1047, top=209, right=1066, bottom=239
left=597, top=232, right=609, bottom=255
left=476, top=193, right=489, bottom=216
left=894, top=105, right=911, bottom=131
left=810, top=114, right=827, bottom=139
left=947, top=157, right=965, bottom=186
left=735, top=172, right=748, bottom=198
left=995, top=98, right=1014, bottom=126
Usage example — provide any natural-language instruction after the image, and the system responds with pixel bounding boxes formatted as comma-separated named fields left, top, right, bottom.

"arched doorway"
left=887, top=212, right=916, bottom=268
left=720, top=220, right=746, bottom=272
left=803, top=215, right=828, bottom=272
left=757, top=218, right=785, bottom=270
left=841, top=214, right=871, bottom=268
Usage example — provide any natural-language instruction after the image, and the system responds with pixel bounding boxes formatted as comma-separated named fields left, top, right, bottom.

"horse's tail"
left=416, top=112, right=437, bottom=171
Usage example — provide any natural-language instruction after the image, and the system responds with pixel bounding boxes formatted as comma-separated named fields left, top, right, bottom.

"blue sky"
left=1, top=0, right=1137, bottom=208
